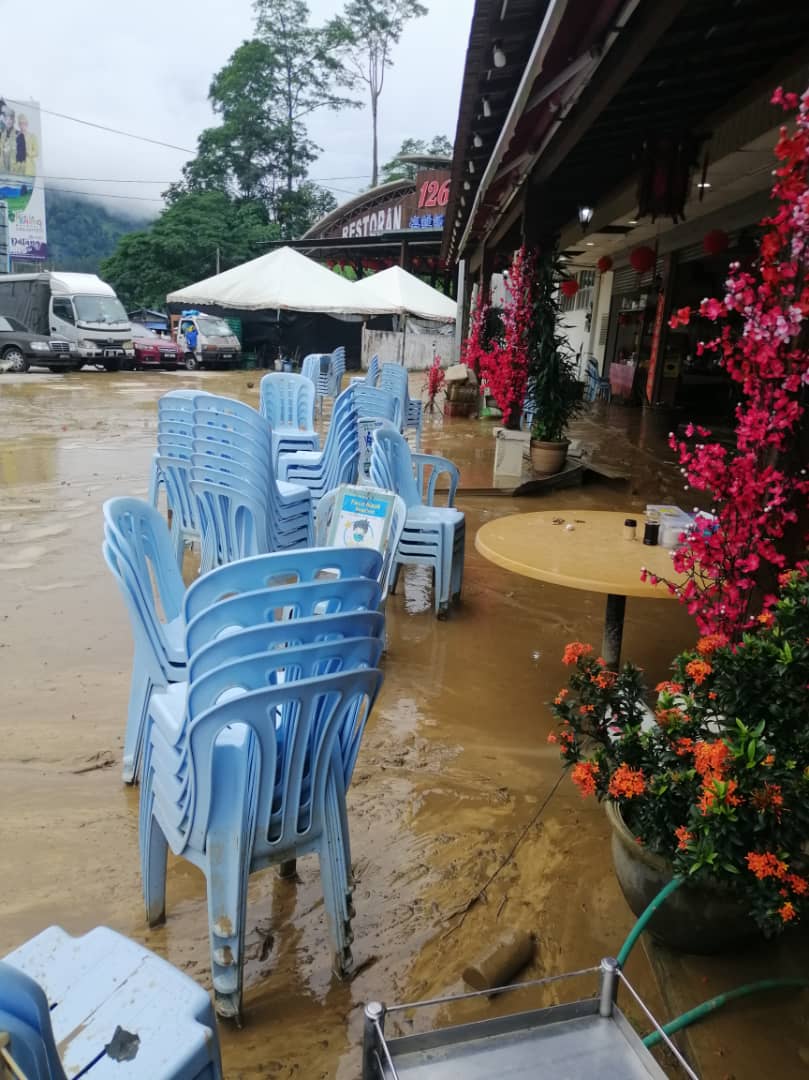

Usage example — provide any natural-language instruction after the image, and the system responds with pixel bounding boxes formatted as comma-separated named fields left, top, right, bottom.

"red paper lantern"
left=412, top=256, right=421, bottom=268
left=703, top=229, right=729, bottom=256
left=560, top=279, right=579, bottom=299
left=596, top=255, right=613, bottom=273
left=630, top=245, right=655, bottom=274
left=326, top=259, right=335, bottom=269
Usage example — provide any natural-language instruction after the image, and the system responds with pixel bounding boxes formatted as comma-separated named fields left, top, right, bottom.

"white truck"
left=174, top=310, right=241, bottom=370
left=0, top=272, right=134, bottom=371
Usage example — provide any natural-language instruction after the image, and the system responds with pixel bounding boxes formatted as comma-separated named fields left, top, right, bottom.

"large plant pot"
left=530, top=438, right=569, bottom=475
left=606, top=801, right=756, bottom=954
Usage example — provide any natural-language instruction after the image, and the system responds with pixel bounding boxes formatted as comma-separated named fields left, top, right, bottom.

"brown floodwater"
left=1, top=369, right=807, bottom=1079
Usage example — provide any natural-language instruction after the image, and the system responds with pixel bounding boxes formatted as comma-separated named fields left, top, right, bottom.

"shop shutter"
left=612, top=257, right=664, bottom=294
left=598, top=313, right=609, bottom=347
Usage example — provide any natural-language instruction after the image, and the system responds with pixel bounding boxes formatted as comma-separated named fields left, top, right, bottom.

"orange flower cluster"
left=745, top=851, right=788, bottom=880
left=698, top=777, right=741, bottom=815
left=579, top=704, right=595, bottom=715
left=608, top=763, right=646, bottom=799
left=656, top=680, right=684, bottom=694
left=591, top=669, right=617, bottom=690
left=693, top=739, right=730, bottom=781
left=787, top=873, right=808, bottom=896
left=764, top=753, right=775, bottom=767
left=778, top=901, right=796, bottom=922
left=571, top=760, right=599, bottom=798
left=554, top=688, right=569, bottom=705
left=751, top=783, right=784, bottom=817
left=757, top=611, right=775, bottom=627
left=674, top=825, right=693, bottom=851
left=674, top=736, right=695, bottom=757
left=685, top=658, right=713, bottom=685
left=562, top=641, right=593, bottom=666
left=696, top=634, right=728, bottom=656
left=656, top=707, right=687, bottom=728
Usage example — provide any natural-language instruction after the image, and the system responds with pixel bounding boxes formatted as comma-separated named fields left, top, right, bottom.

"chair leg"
left=142, top=803, right=169, bottom=927
left=389, top=561, right=402, bottom=596
left=123, top=658, right=151, bottom=784
left=204, top=743, right=256, bottom=1021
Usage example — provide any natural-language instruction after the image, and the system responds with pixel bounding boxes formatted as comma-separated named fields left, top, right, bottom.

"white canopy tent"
left=352, top=265, right=457, bottom=322
left=166, top=245, right=391, bottom=316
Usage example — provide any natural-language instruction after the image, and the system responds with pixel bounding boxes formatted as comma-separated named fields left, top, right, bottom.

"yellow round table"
left=475, top=510, right=680, bottom=668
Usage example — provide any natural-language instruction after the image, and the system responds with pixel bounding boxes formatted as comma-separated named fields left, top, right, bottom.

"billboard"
left=0, top=97, right=47, bottom=262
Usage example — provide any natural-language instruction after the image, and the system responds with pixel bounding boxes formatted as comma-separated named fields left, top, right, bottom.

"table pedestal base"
left=602, top=593, right=626, bottom=671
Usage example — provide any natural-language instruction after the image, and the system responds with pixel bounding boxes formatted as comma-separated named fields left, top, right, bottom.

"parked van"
left=0, top=272, right=134, bottom=371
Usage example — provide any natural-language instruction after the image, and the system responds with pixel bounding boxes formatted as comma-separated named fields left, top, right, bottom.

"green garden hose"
left=643, top=978, right=809, bottom=1048
left=615, top=875, right=685, bottom=968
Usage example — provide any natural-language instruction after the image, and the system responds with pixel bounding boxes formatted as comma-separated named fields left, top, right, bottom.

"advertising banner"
left=0, top=97, right=47, bottom=262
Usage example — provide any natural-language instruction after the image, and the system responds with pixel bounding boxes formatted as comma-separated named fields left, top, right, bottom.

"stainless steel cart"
left=362, top=958, right=698, bottom=1079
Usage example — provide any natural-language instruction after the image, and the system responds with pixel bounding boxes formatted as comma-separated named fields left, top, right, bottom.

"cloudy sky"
left=2, top=0, right=473, bottom=220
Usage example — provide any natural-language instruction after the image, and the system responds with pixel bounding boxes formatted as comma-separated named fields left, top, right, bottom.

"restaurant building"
left=444, top=0, right=809, bottom=412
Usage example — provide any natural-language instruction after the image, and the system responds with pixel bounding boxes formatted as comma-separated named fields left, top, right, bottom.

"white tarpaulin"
left=353, top=265, right=457, bottom=322
left=166, top=245, right=391, bottom=315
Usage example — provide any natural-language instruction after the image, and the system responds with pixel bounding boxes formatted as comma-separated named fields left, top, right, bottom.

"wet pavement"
left=1, top=368, right=807, bottom=1078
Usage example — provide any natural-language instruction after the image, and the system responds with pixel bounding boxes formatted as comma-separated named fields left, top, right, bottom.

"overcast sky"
left=2, top=0, right=473, bottom=221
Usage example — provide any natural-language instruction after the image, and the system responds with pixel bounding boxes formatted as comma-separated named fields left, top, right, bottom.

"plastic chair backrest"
left=259, top=372, right=315, bottom=433
left=378, top=362, right=408, bottom=426
left=188, top=609, right=385, bottom=683
left=366, top=354, right=380, bottom=386
left=330, top=345, right=346, bottom=395
left=185, top=576, right=382, bottom=657
left=185, top=547, right=383, bottom=621
left=189, top=473, right=270, bottom=567
left=0, top=961, right=66, bottom=1080
left=103, top=498, right=184, bottom=625
left=301, top=354, right=321, bottom=385
left=157, top=454, right=200, bottom=534
left=370, top=425, right=421, bottom=508
left=351, top=384, right=398, bottom=424
left=185, top=667, right=382, bottom=851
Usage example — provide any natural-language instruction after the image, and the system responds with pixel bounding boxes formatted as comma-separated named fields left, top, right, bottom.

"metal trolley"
left=361, top=957, right=698, bottom=1079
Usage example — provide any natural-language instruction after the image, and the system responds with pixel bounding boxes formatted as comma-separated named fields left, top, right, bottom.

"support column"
left=602, top=593, right=626, bottom=671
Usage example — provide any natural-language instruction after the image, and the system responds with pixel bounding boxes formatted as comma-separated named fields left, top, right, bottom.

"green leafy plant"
left=548, top=565, right=809, bottom=935
left=528, top=249, right=583, bottom=443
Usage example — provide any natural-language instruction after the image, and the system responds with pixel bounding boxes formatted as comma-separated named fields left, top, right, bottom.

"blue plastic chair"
left=351, top=385, right=399, bottom=479
left=370, top=425, right=465, bottom=617
left=586, top=354, right=611, bottom=402
left=1, top=926, right=223, bottom=1078
left=314, top=486, right=406, bottom=604
left=259, top=371, right=320, bottom=461
left=328, top=345, right=346, bottom=398
left=140, top=656, right=383, bottom=1019
left=103, top=497, right=186, bottom=782
left=277, top=386, right=360, bottom=508
left=379, top=362, right=423, bottom=448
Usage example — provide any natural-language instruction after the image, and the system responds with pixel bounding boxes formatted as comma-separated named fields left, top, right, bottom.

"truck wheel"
left=3, top=347, right=29, bottom=373
left=103, top=359, right=122, bottom=372
left=184, top=352, right=199, bottom=371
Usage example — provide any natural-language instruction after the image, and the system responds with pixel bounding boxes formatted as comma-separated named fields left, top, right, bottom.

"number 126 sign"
left=418, top=179, right=450, bottom=209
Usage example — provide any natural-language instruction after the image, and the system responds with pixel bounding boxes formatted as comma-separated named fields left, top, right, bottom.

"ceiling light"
left=463, top=180, right=471, bottom=191
left=628, top=219, right=638, bottom=225
left=460, top=196, right=466, bottom=207
left=577, top=205, right=594, bottom=228
left=468, top=161, right=475, bottom=174
left=585, top=241, right=595, bottom=246
left=492, top=42, right=507, bottom=68
left=473, top=133, right=483, bottom=148
left=698, top=181, right=712, bottom=189
left=482, top=96, right=492, bottom=118
left=559, top=254, right=567, bottom=261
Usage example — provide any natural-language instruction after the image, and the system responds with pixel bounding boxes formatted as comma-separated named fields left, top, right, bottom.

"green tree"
left=328, top=0, right=428, bottom=188
left=100, top=191, right=276, bottom=309
left=380, top=134, right=453, bottom=183
left=171, top=0, right=354, bottom=238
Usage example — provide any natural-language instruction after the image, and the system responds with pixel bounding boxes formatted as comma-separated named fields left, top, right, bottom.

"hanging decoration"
left=560, top=279, right=579, bottom=299
left=636, top=133, right=700, bottom=222
left=702, top=229, right=729, bottom=256
left=596, top=255, right=613, bottom=273
left=630, top=245, right=656, bottom=274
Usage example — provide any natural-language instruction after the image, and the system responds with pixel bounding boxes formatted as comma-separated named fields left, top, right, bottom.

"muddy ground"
left=1, top=369, right=807, bottom=1078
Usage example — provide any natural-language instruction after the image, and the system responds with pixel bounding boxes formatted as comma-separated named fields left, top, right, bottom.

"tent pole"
left=400, top=314, right=408, bottom=366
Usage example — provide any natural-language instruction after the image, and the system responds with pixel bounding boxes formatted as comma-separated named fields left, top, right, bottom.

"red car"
left=129, top=323, right=181, bottom=369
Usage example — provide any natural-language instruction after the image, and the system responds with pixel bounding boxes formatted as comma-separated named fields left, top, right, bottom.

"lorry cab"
left=48, top=273, right=134, bottom=371
left=174, top=310, right=241, bottom=371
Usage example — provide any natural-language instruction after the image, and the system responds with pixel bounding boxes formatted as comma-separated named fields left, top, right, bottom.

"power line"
left=36, top=173, right=371, bottom=185
left=3, top=97, right=194, bottom=154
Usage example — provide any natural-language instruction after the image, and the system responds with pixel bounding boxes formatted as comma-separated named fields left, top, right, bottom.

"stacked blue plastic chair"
left=103, top=497, right=186, bottom=783
left=1, top=926, right=223, bottom=1079
left=586, top=354, right=611, bottom=402
left=351, top=384, right=399, bottom=479
left=378, top=361, right=424, bottom=448
left=314, top=485, right=407, bottom=604
left=276, top=385, right=360, bottom=510
left=366, top=353, right=380, bottom=386
left=259, top=371, right=320, bottom=461
left=154, top=390, right=209, bottom=564
left=191, top=393, right=313, bottom=568
left=328, top=345, right=346, bottom=398
left=301, top=352, right=331, bottom=418
left=138, top=552, right=386, bottom=1020
left=370, top=424, right=465, bottom=617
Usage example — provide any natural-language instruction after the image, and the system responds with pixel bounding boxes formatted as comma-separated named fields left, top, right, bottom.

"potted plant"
left=526, top=249, right=583, bottom=473
left=547, top=566, right=809, bottom=952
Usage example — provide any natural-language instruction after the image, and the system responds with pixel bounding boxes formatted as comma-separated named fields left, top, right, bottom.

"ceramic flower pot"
left=529, top=438, right=569, bottom=475
left=606, top=801, right=757, bottom=954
